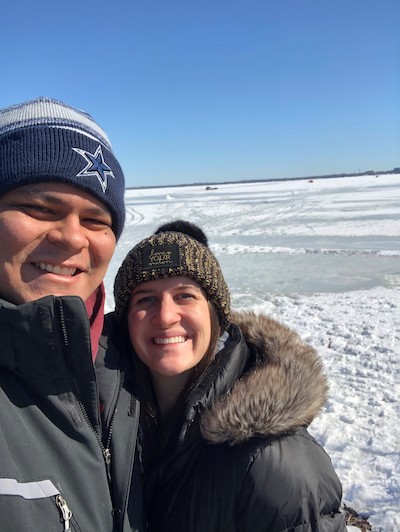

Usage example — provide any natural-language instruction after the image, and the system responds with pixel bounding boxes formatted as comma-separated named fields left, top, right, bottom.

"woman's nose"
left=46, top=215, right=89, bottom=251
left=153, top=296, right=180, bottom=326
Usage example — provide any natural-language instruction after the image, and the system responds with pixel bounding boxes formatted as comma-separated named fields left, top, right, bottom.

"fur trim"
left=201, top=311, right=328, bottom=445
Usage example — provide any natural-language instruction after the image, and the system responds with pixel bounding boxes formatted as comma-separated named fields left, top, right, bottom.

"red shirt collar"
left=84, top=283, right=105, bottom=362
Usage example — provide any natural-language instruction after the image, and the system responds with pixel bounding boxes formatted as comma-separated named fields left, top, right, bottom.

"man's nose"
left=46, top=215, right=89, bottom=251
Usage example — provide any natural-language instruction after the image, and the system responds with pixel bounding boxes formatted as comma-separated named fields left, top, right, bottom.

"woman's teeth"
left=153, top=336, right=186, bottom=345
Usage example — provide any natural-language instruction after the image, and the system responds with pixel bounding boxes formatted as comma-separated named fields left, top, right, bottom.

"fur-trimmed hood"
left=201, top=311, right=328, bottom=445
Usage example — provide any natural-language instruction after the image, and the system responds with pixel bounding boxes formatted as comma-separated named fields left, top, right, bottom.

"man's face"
left=0, top=182, right=117, bottom=304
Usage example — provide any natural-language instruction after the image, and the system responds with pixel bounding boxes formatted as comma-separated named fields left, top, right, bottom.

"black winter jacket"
left=0, top=296, right=143, bottom=531
left=132, top=311, right=346, bottom=532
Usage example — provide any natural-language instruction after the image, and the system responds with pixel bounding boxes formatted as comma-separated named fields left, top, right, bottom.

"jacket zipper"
left=56, top=495, right=72, bottom=531
left=102, top=380, right=124, bottom=482
left=56, top=298, right=121, bottom=483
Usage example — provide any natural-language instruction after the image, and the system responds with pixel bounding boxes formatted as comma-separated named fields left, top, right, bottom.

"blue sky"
left=1, top=0, right=399, bottom=187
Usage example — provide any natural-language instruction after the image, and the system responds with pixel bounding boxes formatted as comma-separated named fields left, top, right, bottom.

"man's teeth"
left=37, top=263, right=77, bottom=276
left=153, top=336, right=186, bottom=345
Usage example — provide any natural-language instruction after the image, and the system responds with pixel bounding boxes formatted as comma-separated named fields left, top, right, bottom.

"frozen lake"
left=218, top=251, right=398, bottom=304
left=107, top=173, right=400, bottom=302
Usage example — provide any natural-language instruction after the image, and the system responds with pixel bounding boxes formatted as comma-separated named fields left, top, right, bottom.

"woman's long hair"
left=128, top=300, right=221, bottom=468
left=182, top=301, right=221, bottom=395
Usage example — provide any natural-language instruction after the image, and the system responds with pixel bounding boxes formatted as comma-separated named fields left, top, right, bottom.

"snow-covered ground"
left=104, top=173, right=400, bottom=531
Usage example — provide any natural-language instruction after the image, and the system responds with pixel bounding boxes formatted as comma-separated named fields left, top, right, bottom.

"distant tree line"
left=127, top=167, right=400, bottom=190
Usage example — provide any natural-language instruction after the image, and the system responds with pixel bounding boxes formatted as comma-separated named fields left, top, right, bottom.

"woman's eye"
left=135, top=296, right=157, bottom=305
left=176, top=293, right=195, bottom=300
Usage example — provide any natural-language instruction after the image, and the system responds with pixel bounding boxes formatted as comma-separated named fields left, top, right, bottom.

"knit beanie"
left=0, top=97, right=125, bottom=239
left=114, top=220, right=231, bottom=331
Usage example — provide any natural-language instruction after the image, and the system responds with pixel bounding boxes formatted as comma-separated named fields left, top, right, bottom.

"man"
left=0, top=98, right=143, bottom=531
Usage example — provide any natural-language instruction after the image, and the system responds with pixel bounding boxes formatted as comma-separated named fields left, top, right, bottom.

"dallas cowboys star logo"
left=72, top=145, right=115, bottom=192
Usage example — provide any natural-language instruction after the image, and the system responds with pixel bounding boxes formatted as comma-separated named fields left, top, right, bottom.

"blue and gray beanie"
left=0, top=97, right=125, bottom=239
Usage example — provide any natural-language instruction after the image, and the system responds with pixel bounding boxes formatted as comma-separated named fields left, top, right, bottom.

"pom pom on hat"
left=0, top=97, right=126, bottom=239
left=155, top=219, right=209, bottom=246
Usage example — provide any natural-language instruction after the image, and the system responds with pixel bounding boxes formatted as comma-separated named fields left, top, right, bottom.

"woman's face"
left=128, top=276, right=212, bottom=381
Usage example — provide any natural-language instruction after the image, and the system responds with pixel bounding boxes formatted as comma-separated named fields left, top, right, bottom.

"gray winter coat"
left=0, top=295, right=143, bottom=531
left=139, top=311, right=346, bottom=532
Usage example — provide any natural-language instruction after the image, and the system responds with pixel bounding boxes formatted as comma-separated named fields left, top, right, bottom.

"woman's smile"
left=153, top=336, right=187, bottom=345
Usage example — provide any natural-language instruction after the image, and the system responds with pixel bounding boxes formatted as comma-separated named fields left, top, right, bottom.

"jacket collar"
left=0, top=295, right=90, bottom=373
left=200, top=311, right=328, bottom=445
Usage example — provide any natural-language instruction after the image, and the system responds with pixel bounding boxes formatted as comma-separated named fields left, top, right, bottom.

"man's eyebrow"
left=13, top=188, right=110, bottom=216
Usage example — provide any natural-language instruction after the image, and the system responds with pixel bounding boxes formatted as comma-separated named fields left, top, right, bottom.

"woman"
left=111, top=220, right=346, bottom=531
